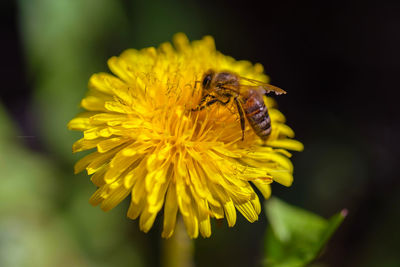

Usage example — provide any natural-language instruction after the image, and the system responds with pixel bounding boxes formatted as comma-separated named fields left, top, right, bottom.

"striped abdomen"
left=242, top=92, right=271, bottom=140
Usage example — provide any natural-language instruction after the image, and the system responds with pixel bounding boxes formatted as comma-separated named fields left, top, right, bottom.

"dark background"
left=1, top=0, right=399, bottom=266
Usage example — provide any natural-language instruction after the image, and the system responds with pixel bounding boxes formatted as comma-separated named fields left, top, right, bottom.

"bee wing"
left=239, top=76, right=286, bottom=95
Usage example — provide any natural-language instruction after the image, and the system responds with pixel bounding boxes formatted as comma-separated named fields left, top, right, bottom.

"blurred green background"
left=1, top=0, right=399, bottom=266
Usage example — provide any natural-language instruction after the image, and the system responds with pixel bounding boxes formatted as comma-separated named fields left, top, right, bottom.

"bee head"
left=202, top=70, right=214, bottom=90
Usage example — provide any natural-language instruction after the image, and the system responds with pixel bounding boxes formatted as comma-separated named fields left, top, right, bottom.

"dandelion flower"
left=68, top=33, right=303, bottom=238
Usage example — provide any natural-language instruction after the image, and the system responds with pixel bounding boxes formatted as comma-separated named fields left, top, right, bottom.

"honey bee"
left=192, top=70, right=286, bottom=141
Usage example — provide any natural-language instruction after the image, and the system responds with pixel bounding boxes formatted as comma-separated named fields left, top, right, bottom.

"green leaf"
left=264, top=197, right=346, bottom=267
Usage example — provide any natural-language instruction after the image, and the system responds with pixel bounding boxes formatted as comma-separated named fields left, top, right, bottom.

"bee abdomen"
left=244, top=101, right=271, bottom=140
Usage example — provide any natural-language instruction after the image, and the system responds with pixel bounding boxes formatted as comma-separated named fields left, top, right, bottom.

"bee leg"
left=191, top=94, right=214, bottom=111
left=234, top=98, right=245, bottom=141
left=220, top=97, right=231, bottom=105
left=191, top=104, right=204, bottom=112
left=192, top=95, right=230, bottom=111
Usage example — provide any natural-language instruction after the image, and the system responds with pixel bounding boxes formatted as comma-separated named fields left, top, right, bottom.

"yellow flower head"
left=68, top=33, right=303, bottom=238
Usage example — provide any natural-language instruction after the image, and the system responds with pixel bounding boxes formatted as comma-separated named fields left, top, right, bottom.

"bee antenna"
left=192, top=80, right=201, bottom=96
left=194, top=80, right=201, bottom=89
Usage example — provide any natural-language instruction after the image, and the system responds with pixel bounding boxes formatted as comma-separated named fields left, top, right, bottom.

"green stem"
left=162, top=217, right=194, bottom=267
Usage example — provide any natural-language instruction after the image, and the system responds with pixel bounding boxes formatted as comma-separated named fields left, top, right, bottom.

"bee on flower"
left=68, top=33, right=303, bottom=238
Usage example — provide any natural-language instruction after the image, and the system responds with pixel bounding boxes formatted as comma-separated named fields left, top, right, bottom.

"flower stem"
left=162, top=217, right=194, bottom=267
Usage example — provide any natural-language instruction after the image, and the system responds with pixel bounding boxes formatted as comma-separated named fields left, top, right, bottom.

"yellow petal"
left=89, top=113, right=128, bottom=126
left=108, top=56, right=135, bottom=84
left=236, top=201, right=258, bottom=223
left=68, top=112, right=97, bottom=131
left=186, top=158, right=207, bottom=199
left=266, top=139, right=304, bottom=151
left=223, top=200, right=237, bottom=227
left=86, top=148, right=123, bottom=175
left=199, top=216, right=211, bottom=238
left=182, top=204, right=199, bottom=239
left=162, top=184, right=178, bottom=238
left=197, top=199, right=212, bottom=238
left=81, top=96, right=107, bottom=111
left=209, top=202, right=224, bottom=219
left=124, top=159, right=146, bottom=189
left=273, top=123, right=295, bottom=138
left=139, top=208, right=158, bottom=233
left=253, top=181, right=272, bottom=199
left=145, top=162, right=169, bottom=192
left=104, top=101, right=131, bottom=114
left=147, top=180, right=170, bottom=214
left=83, top=126, right=116, bottom=140
left=269, top=170, right=293, bottom=187
left=90, top=166, right=106, bottom=186
left=132, top=174, right=146, bottom=204
left=89, top=186, right=106, bottom=206
left=97, top=137, right=129, bottom=153
left=173, top=32, right=190, bottom=52
left=100, top=184, right=130, bottom=212
left=269, top=108, right=286, bottom=123
left=127, top=197, right=145, bottom=220
left=251, top=193, right=261, bottom=215
left=74, top=152, right=99, bottom=174
left=72, top=138, right=101, bottom=153
left=89, top=73, right=128, bottom=96
left=104, top=147, right=141, bottom=183
left=247, top=150, right=294, bottom=172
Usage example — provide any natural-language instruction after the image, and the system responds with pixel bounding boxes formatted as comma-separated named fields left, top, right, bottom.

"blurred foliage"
left=0, top=105, right=145, bottom=267
left=264, top=198, right=345, bottom=267
left=18, top=0, right=129, bottom=163
left=0, top=104, right=84, bottom=266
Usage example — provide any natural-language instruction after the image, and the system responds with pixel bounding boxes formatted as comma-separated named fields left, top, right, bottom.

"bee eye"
left=202, top=74, right=212, bottom=88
